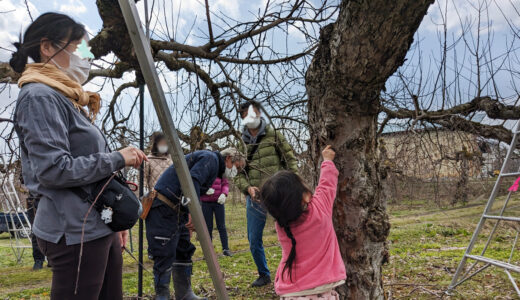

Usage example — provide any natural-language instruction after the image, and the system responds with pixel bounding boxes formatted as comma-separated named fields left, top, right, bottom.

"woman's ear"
left=225, top=156, right=232, bottom=169
left=40, top=38, right=55, bottom=61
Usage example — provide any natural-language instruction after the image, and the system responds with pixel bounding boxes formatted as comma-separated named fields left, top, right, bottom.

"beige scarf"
left=18, top=63, right=101, bottom=120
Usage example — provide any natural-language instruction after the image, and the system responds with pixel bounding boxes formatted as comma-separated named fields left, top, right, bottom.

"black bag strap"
left=245, top=134, right=265, bottom=173
left=70, top=185, right=93, bottom=203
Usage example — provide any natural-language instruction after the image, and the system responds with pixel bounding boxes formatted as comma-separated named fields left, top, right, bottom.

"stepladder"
left=0, top=173, right=32, bottom=263
left=448, top=120, right=520, bottom=297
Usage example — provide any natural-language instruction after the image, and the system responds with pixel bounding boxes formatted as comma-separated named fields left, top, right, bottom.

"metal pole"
left=138, top=1, right=149, bottom=297
left=118, top=1, right=229, bottom=299
left=138, top=84, right=145, bottom=298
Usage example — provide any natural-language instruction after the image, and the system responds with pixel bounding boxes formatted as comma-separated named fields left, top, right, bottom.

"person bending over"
left=145, top=148, right=245, bottom=300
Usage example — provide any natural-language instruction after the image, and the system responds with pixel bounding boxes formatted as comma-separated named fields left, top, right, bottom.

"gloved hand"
left=217, top=194, right=226, bottom=205
left=206, top=188, right=215, bottom=195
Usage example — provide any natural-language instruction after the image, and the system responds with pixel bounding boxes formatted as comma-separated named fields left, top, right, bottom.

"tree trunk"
left=305, top=1, right=433, bottom=299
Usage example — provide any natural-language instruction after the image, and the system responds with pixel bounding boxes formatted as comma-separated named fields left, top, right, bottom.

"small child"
left=260, top=145, right=346, bottom=300
left=200, top=177, right=232, bottom=257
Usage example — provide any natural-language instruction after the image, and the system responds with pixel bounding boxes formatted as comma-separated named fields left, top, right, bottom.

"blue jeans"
left=246, top=196, right=270, bottom=277
left=201, top=201, right=229, bottom=250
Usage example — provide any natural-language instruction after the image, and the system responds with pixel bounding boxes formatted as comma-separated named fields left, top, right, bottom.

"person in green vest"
left=234, top=101, right=298, bottom=287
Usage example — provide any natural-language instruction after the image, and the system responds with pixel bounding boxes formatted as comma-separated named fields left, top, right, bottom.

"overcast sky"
left=1, top=0, right=520, bottom=155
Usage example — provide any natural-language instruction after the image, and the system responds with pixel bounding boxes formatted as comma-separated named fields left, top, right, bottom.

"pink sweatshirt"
left=274, top=160, right=346, bottom=295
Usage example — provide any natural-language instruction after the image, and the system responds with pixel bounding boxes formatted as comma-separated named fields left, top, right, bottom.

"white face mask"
left=224, top=165, right=238, bottom=179
left=52, top=39, right=93, bottom=85
left=243, top=105, right=261, bottom=129
left=157, top=145, right=168, bottom=154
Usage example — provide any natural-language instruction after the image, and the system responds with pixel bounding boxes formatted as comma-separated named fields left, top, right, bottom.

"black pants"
left=36, top=233, right=123, bottom=300
left=201, top=201, right=229, bottom=250
left=145, top=199, right=195, bottom=283
left=26, top=196, right=44, bottom=262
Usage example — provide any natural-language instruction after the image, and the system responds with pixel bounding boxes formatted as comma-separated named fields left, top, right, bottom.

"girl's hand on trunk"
left=322, top=145, right=335, bottom=161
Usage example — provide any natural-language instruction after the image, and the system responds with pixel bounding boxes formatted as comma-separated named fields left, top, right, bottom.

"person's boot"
left=223, top=249, right=233, bottom=257
left=251, top=274, right=271, bottom=287
left=154, top=268, right=171, bottom=300
left=172, top=262, right=207, bottom=300
left=32, top=260, right=43, bottom=270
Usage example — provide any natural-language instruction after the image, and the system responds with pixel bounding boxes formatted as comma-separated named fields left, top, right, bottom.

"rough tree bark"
left=305, top=1, right=434, bottom=299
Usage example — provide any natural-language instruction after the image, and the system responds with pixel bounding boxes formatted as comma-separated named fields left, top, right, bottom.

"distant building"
left=380, top=128, right=504, bottom=180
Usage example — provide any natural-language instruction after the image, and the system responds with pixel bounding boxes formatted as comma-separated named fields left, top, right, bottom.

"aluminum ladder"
left=448, top=120, right=520, bottom=296
left=0, top=174, right=32, bottom=263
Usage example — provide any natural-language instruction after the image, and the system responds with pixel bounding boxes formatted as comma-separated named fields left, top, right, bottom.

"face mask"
left=157, top=145, right=168, bottom=154
left=52, top=39, right=93, bottom=85
left=224, top=165, right=238, bottom=179
left=243, top=105, right=261, bottom=129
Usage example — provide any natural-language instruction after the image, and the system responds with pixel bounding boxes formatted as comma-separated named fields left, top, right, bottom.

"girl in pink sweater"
left=260, top=146, right=346, bottom=299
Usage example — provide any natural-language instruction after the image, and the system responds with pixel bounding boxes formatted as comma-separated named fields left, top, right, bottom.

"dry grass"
left=2, top=194, right=520, bottom=299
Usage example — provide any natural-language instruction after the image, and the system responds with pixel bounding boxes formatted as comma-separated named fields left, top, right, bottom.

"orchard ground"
left=1, top=194, right=520, bottom=299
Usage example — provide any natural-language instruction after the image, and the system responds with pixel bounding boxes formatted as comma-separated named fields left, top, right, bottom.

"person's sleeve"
left=16, top=95, right=125, bottom=189
left=312, top=160, right=339, bottom=216
left=221, top=178, right=230, bottom=196
left=234, top=172, right=250, bottom=195
left=276, top=131, right=299, bottom=174
left=232, top=140, right=250, bottom=194
left=192, top=178, right=202, bottom=200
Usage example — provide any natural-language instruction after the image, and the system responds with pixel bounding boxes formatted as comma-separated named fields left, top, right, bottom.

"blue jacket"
left=154, top=150, right=226, bottom=206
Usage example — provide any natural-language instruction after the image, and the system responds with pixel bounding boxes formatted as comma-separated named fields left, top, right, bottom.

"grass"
left=2, top=195, right=520, bottom=299
left=0, top=201, right=280, bottom=300
left=384, top=194, right=520, bottom=299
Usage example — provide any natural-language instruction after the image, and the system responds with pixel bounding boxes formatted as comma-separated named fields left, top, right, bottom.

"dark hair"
left=239, top=101, right=262, bottom=118
left=9, top=12, right=86, bottom=73
left=260, top=171, right=312, bottom=281
left=150, top=132, right=166, bottom=156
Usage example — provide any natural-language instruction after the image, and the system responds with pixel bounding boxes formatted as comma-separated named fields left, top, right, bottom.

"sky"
left=1, top=0, right=520, bottom=156
left=0, top=0, right=327, bottom=155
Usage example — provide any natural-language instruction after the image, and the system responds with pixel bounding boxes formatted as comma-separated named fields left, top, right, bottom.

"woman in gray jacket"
left=11, top=13, right=146, bottom=300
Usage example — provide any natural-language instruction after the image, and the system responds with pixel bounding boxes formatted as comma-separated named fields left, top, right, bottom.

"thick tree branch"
left=434, top=116, right=513, bottom=144
left=382, top=97, right=520, bottom=145
left=383, top=96, right=520, bottom=120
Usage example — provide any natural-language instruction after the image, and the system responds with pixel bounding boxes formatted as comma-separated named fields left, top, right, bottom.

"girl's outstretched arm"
left=312, top=146, right=339, bottom=215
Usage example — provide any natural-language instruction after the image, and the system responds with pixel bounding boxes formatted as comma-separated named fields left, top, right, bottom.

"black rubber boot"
left=251, top=274, right=271, bottom=287
left=154, top=269, right=171, bottom=300
left=172, top=262, right=207, bottom=300
left=32, top=260, right=44, bottom=270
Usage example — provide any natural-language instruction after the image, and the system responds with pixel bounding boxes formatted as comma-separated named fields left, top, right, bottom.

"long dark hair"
left=260, top=170, right=312, bottom=281
left=150, top=132, right=166, bottom=156
left=9, top=12, right=86, bottom=73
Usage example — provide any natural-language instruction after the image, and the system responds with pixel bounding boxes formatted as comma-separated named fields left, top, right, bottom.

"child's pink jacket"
left=200, top=177, right=229, bottom=202
left=274, top=160, right=346, bottom=295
